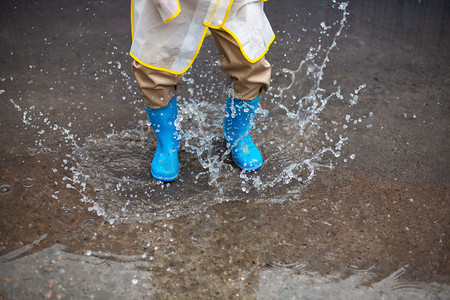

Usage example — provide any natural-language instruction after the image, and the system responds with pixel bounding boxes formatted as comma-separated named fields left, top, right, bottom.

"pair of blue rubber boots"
left=145, top=96, right=262, bottom=182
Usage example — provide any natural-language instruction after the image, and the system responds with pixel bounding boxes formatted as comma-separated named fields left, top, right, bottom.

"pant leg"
left=132, top=60, right=182, bottom=109
left=210, top=28, right=272, bottom=101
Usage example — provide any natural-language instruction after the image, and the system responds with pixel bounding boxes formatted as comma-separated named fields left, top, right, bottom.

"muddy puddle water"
left=1, top=0, right=449, bottom=298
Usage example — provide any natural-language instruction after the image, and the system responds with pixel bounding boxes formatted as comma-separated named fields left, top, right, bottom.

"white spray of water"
left=7, top=1, right=370, bottom=223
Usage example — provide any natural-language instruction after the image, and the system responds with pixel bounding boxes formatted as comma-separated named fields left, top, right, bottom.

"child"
left=130, top=0, right=274, bottom=181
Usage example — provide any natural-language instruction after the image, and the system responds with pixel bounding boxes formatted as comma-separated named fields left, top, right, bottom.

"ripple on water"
left=22, top=177, right=35, bottom=188
left=345, top=257, right=376, bottom=273
left=372, top=265, right=449, bottom=299
left=0, top=184, right=11, bottom=195
left=60, top=206, right=71, bottom=215
left=263, top=243, right=307, bottom=271
left=258, top=264, right=450, bottom=299
left=82, top=218, right=97, bottom=233
left=219, top=205, right=248, bottom=223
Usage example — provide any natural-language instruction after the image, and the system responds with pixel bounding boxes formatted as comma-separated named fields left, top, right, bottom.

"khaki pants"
left=132, top=28, right=272, bottom=109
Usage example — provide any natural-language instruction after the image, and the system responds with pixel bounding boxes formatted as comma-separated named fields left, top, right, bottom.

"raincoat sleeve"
left=153, top=0, right=181, bottom=23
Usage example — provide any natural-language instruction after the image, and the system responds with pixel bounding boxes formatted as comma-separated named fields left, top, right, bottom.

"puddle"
left=1, top=239, right=448, bottom=299
left=0, top=242, right=155, bottom=299
left=258, top=266, right=450, bottom=299
left=0, top=0, right=449, bottom=298
left=7, top=1, right=368, bottom=224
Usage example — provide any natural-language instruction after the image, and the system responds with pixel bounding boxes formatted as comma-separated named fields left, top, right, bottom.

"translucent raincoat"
left=130, top=0, right=274, bottom=74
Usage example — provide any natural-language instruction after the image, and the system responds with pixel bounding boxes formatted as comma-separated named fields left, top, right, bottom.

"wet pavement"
left=1, top=0, right=449, bottom=299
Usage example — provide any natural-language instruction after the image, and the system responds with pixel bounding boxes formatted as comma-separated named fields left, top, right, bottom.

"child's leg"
left=132, top=60, right=182, bottom=109
left=210, top=28, right=270, bottom=171
left=132, top=60, right=181, bottom=181
left=209, top=28, right=271, bottom=100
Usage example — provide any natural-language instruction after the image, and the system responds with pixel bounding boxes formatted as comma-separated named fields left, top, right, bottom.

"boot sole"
left=236, top=162, right=262, bottom=172
left=151, top=170, right=178, bottom=182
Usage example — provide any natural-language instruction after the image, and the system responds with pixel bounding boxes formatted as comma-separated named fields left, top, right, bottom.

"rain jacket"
left=130, top=0, right=275, bottom=75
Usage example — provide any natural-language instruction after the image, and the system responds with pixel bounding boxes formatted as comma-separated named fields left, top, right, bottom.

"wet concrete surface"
left=1, top=0, right=449, bottom=299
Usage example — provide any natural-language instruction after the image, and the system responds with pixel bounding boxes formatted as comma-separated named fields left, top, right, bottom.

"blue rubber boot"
left=224, top=95, right=263, bottom=171
left=145, top=97, right=180, bottom=181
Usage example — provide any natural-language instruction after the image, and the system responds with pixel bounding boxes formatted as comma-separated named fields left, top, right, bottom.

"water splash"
left=7, top=1, right=371, bottom=223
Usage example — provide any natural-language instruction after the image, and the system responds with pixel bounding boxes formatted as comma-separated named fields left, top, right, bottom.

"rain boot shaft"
left=145, top=97, right=180, bottom=181
left=224, top=96, right=263, bottom=171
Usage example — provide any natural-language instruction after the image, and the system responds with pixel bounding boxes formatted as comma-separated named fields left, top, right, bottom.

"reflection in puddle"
left=258, top=266, right=450, bottom=300
left=2, top=241, right=448, bottom=299
left=0, top=243, right=155, bottom=299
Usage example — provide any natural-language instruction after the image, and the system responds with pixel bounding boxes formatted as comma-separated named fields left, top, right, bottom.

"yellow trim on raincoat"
left=130, top=0, right=134, bottom=39
left=203, top=0, right=234, bottom=29
left=221, top=25, right=275, bottom=63
left=162, top=0, right=181, bottom=23
left=130, top=0, right=274, bottom=75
